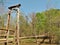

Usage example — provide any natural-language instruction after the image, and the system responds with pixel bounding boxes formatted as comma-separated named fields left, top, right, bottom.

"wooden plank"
left=0, top=35, right=14, bottom=37
left=8, top=4, right=21, bottom=10
left=0, top=35, right=51, bottom=39
left=0, top=35, right=51, bottom=41
left=0, top=34, right=6, bottom=36
left=0, top=38, right=13, bottom=41
left=0, top=28, right=15, bottom=32
left=0, top=38, right=13, bottom=43
left=0, top=35, right=46, bottom=41
left=19, top=35, right=50, bottom=39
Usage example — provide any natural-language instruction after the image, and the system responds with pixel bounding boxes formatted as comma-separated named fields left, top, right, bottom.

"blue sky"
left=4, top=0, right=60, bottom=15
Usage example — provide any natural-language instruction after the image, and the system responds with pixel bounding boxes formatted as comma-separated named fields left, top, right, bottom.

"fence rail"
left=0, top=28, right=15, bottom=31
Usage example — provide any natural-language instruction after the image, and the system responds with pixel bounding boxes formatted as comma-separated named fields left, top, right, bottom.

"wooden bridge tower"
left=7, top=4, right=21, bottom=45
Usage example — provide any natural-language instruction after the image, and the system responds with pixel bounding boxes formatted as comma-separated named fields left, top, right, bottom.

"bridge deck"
left=0, top=34, right=51, bottom=43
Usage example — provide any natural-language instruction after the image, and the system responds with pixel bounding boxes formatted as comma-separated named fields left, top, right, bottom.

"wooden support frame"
left=8, top=4, right=21, bottom=45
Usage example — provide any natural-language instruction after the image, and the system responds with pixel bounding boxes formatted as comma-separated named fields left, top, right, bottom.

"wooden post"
left=10, top=7, right=20, bottom=45
left=5, top=10, right=11, bottom=45
left=14, top=8, right=20, bottom=45
left=16, top=8, right=20, bottom=45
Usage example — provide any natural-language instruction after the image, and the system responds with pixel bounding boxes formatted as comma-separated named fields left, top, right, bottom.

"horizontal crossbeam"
left=8, top=4, right=21, bottom=10
left=20, top=35, right=51, bottom=39
left=0, top=28, right=15, bottom=32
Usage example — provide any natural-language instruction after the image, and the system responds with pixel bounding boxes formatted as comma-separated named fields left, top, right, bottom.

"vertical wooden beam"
left=4, top=36, right=7, bottom=45
left=14, top=22, right=17, bottom=45
left=14, top=8, right=20, bottom=45
left=16, top=8, right=20, bottom=45
left=5, top=10, right=11, bottom=45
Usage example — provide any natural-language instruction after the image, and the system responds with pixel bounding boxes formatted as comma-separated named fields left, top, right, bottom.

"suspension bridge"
left=0, top=0, right=58, bottom=44
left=0, top=4, right=53, bottom=45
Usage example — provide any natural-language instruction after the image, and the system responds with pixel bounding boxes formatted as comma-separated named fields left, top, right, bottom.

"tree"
left=36, top=9, right=60, bottom=43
